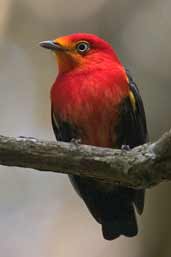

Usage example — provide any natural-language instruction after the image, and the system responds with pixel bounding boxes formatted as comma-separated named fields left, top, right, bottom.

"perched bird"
left=40, top=33, right=148, bottom=240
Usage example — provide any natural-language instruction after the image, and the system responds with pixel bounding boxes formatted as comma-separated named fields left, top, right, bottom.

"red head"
left=40, top=33, right=129, bottom=146
left=40, top=33, right=122, bottom=74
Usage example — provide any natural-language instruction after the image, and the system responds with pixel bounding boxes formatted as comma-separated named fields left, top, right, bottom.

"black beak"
left=39, top=40, right=64, bottom=51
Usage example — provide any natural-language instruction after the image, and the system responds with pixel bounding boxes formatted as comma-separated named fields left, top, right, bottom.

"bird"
left=40, top=33, right=148, bottom=240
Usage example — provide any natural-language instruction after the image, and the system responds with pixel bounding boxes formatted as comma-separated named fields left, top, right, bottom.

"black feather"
left=51, top=70, right=148, bottom=240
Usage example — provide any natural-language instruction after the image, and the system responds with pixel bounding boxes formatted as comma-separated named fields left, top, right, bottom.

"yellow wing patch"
left=129, top=91, right=136, bottom=112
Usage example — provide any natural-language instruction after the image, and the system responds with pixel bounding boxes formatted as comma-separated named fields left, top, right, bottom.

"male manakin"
left=40, top=33, right=148, bottom=240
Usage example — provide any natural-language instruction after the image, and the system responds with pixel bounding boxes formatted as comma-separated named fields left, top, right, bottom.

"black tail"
left=69, top=176, right=143, bottom=240
left=101, top=203, right=137, bottom=240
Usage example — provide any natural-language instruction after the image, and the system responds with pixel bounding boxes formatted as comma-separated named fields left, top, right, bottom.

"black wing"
left=116, top=69, right=148, bottom=148
left=115, top=69, right=148, bottom=214
left=51, top=110, right=79, bottom=142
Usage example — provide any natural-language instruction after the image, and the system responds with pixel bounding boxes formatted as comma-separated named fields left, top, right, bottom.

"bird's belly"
left=52, top=78, right=126, bottom=147
left=60, top=99, right=119, bottom=147
left=80, top=125, right=115, bottom=147
left=73, top=103, right=118, bottom=147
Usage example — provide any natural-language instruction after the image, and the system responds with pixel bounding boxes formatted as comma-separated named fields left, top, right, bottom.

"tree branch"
left=0, top=131, right=170, bottom=189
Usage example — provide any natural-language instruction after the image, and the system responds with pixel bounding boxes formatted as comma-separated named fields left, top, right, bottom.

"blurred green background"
left=0, top=0, right=171, bottom=256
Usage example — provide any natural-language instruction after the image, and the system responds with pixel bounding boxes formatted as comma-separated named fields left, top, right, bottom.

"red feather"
left=51, top=61, right=129, bottom=146
left=40, top=33, right=147, bottom=240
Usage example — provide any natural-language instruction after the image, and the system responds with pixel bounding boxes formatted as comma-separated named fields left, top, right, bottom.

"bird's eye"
left=76, top=42, right=90, bottom=54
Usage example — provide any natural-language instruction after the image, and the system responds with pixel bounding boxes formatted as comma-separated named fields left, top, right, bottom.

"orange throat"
left=55, top=51, right=83, bottom=74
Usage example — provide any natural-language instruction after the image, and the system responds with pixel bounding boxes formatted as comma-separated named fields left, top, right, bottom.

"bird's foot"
left=121, top=144, right=130, bottom=151
left=71, top=138, right=82, bottom=146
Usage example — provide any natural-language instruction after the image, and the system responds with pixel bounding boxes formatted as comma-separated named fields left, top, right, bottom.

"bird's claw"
left=71, top=138, right=82, bottom=146
left=121, top=144, right=130, bottom=151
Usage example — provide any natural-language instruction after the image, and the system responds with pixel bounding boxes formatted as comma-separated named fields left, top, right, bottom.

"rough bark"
left=0, top=131, right=170, bottom=189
